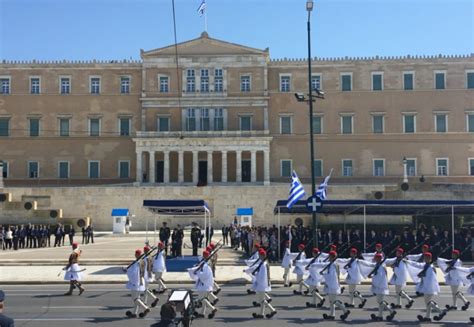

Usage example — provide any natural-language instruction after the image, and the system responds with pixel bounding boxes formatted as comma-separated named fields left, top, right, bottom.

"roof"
left=143, top=200, right=211, bottom=216
left=111, top=208, right=129, bottom=216
left=274, top=199, right=474, bottom=216
left=236, top=208, right=253, bottom=216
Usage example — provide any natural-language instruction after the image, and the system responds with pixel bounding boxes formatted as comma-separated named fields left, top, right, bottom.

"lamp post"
left=402, top=157, right=408, bottom=183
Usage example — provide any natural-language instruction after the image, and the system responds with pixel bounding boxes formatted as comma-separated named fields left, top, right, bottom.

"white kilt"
left=64, top=263, right=82, bottom=281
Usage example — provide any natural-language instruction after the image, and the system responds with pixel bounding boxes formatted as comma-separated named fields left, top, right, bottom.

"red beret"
left=258, top=248, right=267, bottom=256
left=312, top=247, right=320, bottom=254
left=210, top=242, right=216, bottom=249
left=206, top=245, right=212, bottom=252
left=424, top=252, right=432, bottom=258
left=422, top=244, right=429, bottom=250
left=203, top=250, right=210, bottom=258
left=135, top=249, right=142, bottom=256
left=452, top=249, right=460, bottom=255
left=376, top=243, right=382, bottom=248
left=350, top=248, right=358, bottom=254
left=329, top=251, right=337, bottom=257
left=254, top=243, right=260, bottom=248
left=158, top=241, right=164, bottom=247
left=330, top=245, right=337, bottom=250
left=375, top=253, right=383, bottom=260
left=72, top=242, right=78, bottom=249
left=144, top=245, right=150, bottom=252
left=298, top=243, right=305, bottom=249
left=396, top=248, right=404, bottom=254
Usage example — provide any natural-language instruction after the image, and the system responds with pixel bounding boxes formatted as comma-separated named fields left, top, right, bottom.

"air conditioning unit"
left=59, top=217, right=91, bottom=230
left=0, top=193, right=12, bottom=202
left=24, top=201, right=38, bottom=210
left=49, top=209, right=63, bottom=219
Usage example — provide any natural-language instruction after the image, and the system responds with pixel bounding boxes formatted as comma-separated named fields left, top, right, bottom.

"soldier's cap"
left=423, top=252, right=432, bottom=258
left=158, top=241, right=164, bottom=247
left=376, top=243, right=382, bottom=248
left=298, top=243, right=305, bottom=249
left=312, top=247, right=320, bottom=254
left=0, top=290, right=4, bottom=302
left=396, top=248, right=404, bottom=254
left=206, top=246, right=212, bottom=252
left=452, top=249, right=460, bottom=256
left=374, top=253, right=383, bottom=260
left=422, top=244, right=430, bottom=250
left=72, top=242, right=78, bottom=249
left=135, top=249, right=142, bottom=256
left=203, top=250, right=210, bottom=258
left=350, top=248, right=358, bottom=254
left=254, top=243, right=260, bottom=248
left=210, top=242, right=216, bottom=249
left=330, top=245, right=337, bottom=250
left=329, top=251, right=337, bottom=257
left=258, top=248, right=267, bottom=256
left=144, top=245, right=151, bottom=252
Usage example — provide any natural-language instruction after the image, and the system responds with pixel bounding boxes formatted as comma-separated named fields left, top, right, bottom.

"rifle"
left=444, top=245, right=472, bottom=273
left=292, top=237, right=314, bottom=264
left=319, top=259, right=334, bottom=275
left=305, top=243, right=333, bottom=270
left=336, top=241, right=350, bottom=254
left=405, top=239, right=425, bottom=256
left=251, top=256, right=267, bottom=275
left=417, top=263, right=431, bottom=278
left=125, top=245, right=158, bottom=270
left=193, top=241, right=223, bottom=274
left=367, top=246, right=400, bottom=278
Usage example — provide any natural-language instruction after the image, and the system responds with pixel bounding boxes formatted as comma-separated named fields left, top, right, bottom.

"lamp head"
left=403, top=156, right=407, bottom=164
left=306, top=0, right=314, bottom=12
left=294, top=92, right=306, bottom=102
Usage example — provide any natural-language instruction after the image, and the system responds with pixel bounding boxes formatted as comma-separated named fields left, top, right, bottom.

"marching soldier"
left=208, top=242, right=222, bottom=295
left=362, top=243, right=384, bottom=261
left=281, top=240, right=294, bottom=287
left=385, top=248, right=414, bottom=309
left=304, top=247, right=326, bottom=308
left=251, top=248, right=277, bottom=319
left=437, top=249, right=470, bottom=311
left=152, top=241, right=168, bottom=294
left=337, top=248, right=366, bottom=308
left=293, top=243, right=309, bottom=295
left=188, top=250, right=218, bottom=319
left=63, top=242, right=85, bottom=296
left=125, top=249, right=150, bottom=318
left=245, top=243, right=261, bottom=295
left=142, top=245, right=159, bottom=308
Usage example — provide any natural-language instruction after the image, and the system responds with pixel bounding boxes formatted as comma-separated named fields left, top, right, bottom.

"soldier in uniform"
left=142, top=245, right=159, bottom=308
left=190, top=223, right=201, bottom=257
left=208, top=242, right=221, bottom=296
left=125, top=249, right=150, bottom=318
left=250, top=248, right=277, bottom=319
left=152, top=241, right=168, bottom=294
left=437, top=249, right=470, bottom=311
left=188, top=250, right=218, bottom=319
left=64, top=242, right=85, bottom=296
left=159, top=222, right=170, bottom=255
left=0, top=290, right=14, bottom=327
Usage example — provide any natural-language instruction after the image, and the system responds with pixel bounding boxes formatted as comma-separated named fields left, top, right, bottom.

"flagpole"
left=204, top=4, right=208, bottom=32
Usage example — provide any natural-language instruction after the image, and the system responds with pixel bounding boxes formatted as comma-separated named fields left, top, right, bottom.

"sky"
left=0, top=0, right=473, bottom=61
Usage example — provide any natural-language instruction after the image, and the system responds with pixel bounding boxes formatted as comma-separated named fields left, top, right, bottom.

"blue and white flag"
left=197, top=0, right=206, bottom=17
left=287, top=170, right=306, bottom=209
left=316, top=169, right=333, bottom=200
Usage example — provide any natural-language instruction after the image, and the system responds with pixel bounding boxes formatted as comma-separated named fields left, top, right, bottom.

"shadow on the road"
left=90, top=267, right=125, bottom=275
left=85, top=316, right=134, bottom=324
left=212, top=316, right=256, bottom=323
left=100, top=306, right=130, bottom=311
left=33, top=294, right=65, bottom=299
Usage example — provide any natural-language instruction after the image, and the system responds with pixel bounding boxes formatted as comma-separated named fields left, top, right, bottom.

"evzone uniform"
left=281, top=241, right=295, bottom=287
left=464, top=268, right=474, bottom=323
left=317, top=251, right=351, bottom=321
left=250, top=248, right=277, bottom=319
left=188, top=250, right=217, bottom=319
left=205, top=245, right=219, bottom=305
left=292, top=243, right=310, bottom=295
left=64, top=242, right=85, bottom=296
left=142, top=245, right=159, bottom=308
left=208, top=243, right=222, bottom=296
left=362, top=243, right=385, bottom=261
left=336, top=248, right=367, bottom=308
left=406, top=252, right=447, bottom=322
left=405, top=244, right=430, bottom=263
left=437, top=249, right=470, bottom=311
left=125, top=249, right=150, bottom=318
left=359, top=253, right=397, bottom=321
left=384, top=248, right=414, bottom=309
left=246, top=243, right=261, bottom=294
left=152, top=241, right=168, bottom=294
left=303, top=247, right=327, bottom=308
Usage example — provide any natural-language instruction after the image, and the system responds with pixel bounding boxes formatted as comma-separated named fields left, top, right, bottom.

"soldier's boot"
left=64, top=282, right=74, bottom=296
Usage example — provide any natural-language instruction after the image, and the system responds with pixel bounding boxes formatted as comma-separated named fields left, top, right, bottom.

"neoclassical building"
left=1, top=32, right=474, bottom=187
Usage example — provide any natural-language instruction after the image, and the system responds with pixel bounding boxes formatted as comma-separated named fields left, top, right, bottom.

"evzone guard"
left=63, top=242, right=85, bottom=296
left=302, top=247, right=327, bottom=308
left=384, top=247, right=414, bottom=309
left=152, top=241, right=168, bottom=294
left=204, top=245, right=219, bottom=305
left=142, top=245, right=159, bottom=308
left=249, top=248, right=277, bottom=319
left=188, top=250, right=218, bottom=319
left=281, top=240, right=294, bottom=287
left=292, top=243, right=310, bottom=295
left=336, top=248, right=367, bottom=308
left=125, top=249, right=150, bottom=319
left=208, top=242, right=222, bottom=297
left=245, top=243, right=261, bottom=295
left=437, top=249, right=470, bottom=311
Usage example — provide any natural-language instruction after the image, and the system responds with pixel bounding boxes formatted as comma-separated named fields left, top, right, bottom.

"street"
left=3, top=284, right=474, bottom=326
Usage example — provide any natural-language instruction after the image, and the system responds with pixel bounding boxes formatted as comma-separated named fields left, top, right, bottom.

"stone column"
left=0, top=161, right=4, bottom=188
left=251, top=150, right=257, bottom=183
left=164, top=151, right=170, bottom=183
left=178, top=151, right=184, bottom=183
left=136, top=150, right=143, bottom=183
left=192, top=151, right=199, bottom=184
left=207, top=151, right=213, bottom=184
left=264, top=150, right=270, bottom=185
left=264, top=106, right=269, bottom=130
left=236, top=150, right=242, bottom=183
left=221, top=151, right=227, bottom=183
left=149, top=150, right=155, bottom=184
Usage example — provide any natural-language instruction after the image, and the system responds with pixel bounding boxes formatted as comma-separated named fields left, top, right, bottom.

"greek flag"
left=316, top=169, right=332, bottom=200
left=287, top=171, right=306, bottom=209
left=197, top=0, right=206, bottom=16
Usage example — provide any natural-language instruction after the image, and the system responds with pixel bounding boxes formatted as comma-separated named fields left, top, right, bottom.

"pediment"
left=141, top=32, right=268, bottom=58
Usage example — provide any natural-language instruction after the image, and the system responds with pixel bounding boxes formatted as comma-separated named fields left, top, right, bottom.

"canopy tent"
left=143, top=200, right=211, bottom=244
left=274, top=199, right=474, bottom=252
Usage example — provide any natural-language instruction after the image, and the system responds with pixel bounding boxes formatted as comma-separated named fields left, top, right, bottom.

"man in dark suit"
left=0, top=290, right=14, bottom=327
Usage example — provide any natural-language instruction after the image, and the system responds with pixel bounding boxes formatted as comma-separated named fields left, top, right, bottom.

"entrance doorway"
left=242, top=160, right=251, bottom=182
left=198, top=161, right=208, bottom=185
left=156, top=161, right=164, bottom=183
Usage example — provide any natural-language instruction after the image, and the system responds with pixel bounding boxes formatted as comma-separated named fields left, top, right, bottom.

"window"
left=30, top=77, right=40, bottom=94
left=1, top=161, right=8, bottom=178
left=186, top=69, right=195, bottom=93
left=0, top=78, right=10, bottom=94
left=119, top=161, right=130, bottom=178
left=60, top=77, right=70, bottom=94
left=280, top=160, right=292, bottom=177
left=0, top=118, right=9, bottom=136
left=58, top=161, right=70, bottom=179
left=341, top=73, right=352, bottom=91
left=403, top=72, right=414, bottom=90
left=241, top=75, right=251, bottom=92
left=373, top=159, right=385, bottom=177
left=186, top=109, right=196, bottom=131
left=200, top=69, right=209, bottom=93
left=467, top=72, right=474, bottom=89
left=311, top=74, right=321, bottom=91
left=88, top=161, right=100, bottom=178
left=200, top=108, right=210, bottom=131
left=341, top=115, right=353, bottom=134
left=342, top=159, right=353, bottom=177
left=240, top=116, right=252, bottom=131
left=312, top=116, right=322, bottom=134
left=372, top=115, right=384, bottom=134
left=436, top=158, right=448, bottom=176
left=159, top=76, right=169, bottom=93
left=468, top=114, right=474, bottom=132
left=59, top=118, right=70, bottom=136
left=372, top=72, right=383, bottom=91
left=28, top=161, right=39, bottom=178
left=89, top=118, right=100, bottom=136
left=214, top=108, right=224, bottom=131
left=469, top=158, right=474, bottom=176
left=406, top=158, right=416, bottom=176
left=119, top=117, right=131, bottom=136
left=435, top=71, right=446, bottom=90
left=158, top=117, right=170, bottom=132
left=120, top=77, right=130, bottom=94
left=90, top=77, right=100, bottom=94
left=280, top=116, right=292, bottom=134
left=403, top=114, right=416, bottom=133
left=313, top=160, right=322, bottom=177
left=29, top=118, right=40, bottom=137
left=280, top=75, right=291, bottom=92
left=435, top=114, right=447, bottom=133
left=214, top=69, right=223, bottom=92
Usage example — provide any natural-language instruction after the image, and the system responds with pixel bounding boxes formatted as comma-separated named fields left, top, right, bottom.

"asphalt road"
left=3, top=284, right=474, bottom=326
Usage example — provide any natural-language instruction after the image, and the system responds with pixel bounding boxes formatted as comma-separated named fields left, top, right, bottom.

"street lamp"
left=402, top=156, right=408, bottom=183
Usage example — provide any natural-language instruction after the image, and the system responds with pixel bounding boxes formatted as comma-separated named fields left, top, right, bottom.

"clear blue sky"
left=0, top=0, right=472, bottom=60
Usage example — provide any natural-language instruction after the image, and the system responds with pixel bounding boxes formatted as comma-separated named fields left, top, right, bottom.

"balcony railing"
left=135, top=130, right=270, bottom=138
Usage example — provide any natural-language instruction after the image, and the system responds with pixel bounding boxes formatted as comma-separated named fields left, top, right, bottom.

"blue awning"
left=143, top=200, right=211, bottom=216
left=236, top=208, right=253, bottom=216
left=274, top=199, right=474, bottom=216
left=111, top=208, right=129, bottom=216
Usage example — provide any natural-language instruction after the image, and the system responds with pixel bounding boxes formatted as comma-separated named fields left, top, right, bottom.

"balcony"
left=135, top=130, right=270, bottom=138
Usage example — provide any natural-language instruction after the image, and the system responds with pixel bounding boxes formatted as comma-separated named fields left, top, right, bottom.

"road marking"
left=41, top=306, right=107, bottom=309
